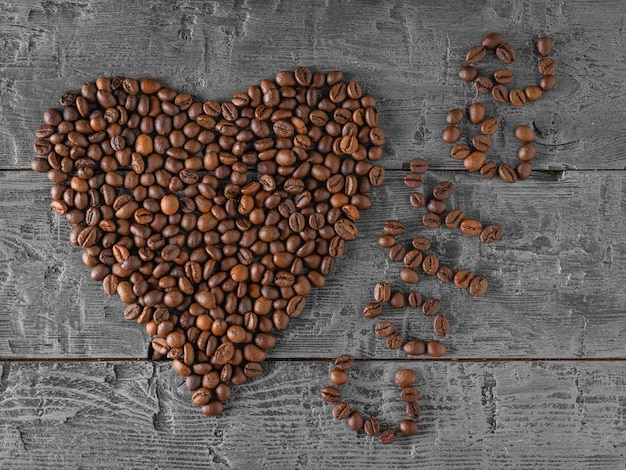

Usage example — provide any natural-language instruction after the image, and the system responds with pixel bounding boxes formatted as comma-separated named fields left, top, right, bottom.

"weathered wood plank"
left=1, top=360, right=625, bottom=469
left=1, top=0, right=626, bottom=170
left=1, top=170, right=624, bottom=359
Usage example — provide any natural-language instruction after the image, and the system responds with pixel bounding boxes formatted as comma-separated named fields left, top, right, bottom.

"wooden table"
left=1, top=1, right=625, bottom=468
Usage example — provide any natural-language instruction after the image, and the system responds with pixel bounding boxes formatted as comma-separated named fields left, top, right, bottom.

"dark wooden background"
left=1, top=0, right=626, bottom=468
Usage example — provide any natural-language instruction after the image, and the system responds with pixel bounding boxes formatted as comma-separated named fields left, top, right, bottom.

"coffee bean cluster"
left=446, top=33, right=555, bottom=183
left=458, top=33, right=556, bottom=104
left=322, top=355, right=423, bottom=444
left=31, top=68, right=387, bottom=416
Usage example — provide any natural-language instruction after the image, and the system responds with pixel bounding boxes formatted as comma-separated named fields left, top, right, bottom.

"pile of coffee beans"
left=449, top=33, right=556, bottom=182
left=322, top=354, right=422, bottom=444
left=31, top=68, right=387, bottom=416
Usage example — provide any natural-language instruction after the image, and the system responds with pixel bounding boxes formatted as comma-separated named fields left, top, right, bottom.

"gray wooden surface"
left=1, top=0, right=626, bottom=468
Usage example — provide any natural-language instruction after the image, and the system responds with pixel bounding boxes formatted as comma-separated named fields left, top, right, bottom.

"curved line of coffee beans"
left=322, top=354, right=422, bottom=444
left=447, top=33, right=556, bottom=182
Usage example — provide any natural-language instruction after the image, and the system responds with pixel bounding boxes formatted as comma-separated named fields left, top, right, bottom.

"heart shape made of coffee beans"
left=31, top=68, right=386, bottom=416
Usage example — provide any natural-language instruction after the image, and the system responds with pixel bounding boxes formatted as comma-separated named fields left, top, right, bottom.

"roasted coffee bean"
left=458, top=65, right=478, bottom=82
left=375, top=321, right=395, bottom=338
left=347, top=411, right=364, bottom=431
left=480, top=161, right=497, bottom=179
left=453, top=270, right=474, bottom=289
left=426, top=198, right=446, bottom=215
left=386, top=332, right=404, bottom=350
left=377, top=234, right=397, bottom=248
left=334, top=354, right=355, bottom=371
left=437, top=265, right=453, bottom=283
left=474, top=76, right=493, bottom=94
left=409, top=157, right=429, bottom=174
left=332, top=402, right=351, bottom=420
left=383, top=220, right=405, bottom=236
left=465, top=45, right=486, bottom=64
left=525, top=86, right=543, bottom=102
left=460, top=218, right=482, bottom=236
left=464, top=151, right=486, bottom=172
left=441, top=126, right=461, bottom=144
left=379, top=428, right=397, bottom=445
left=468, top=102, right=485, bottom=124
left=432, top=181, right=455, bottom=200
left=407, top=291, right=422, bottom=308
left=399, top=420, right=419, bottom=436
left=389, top=244, right=406, bottom=262
left=394, top=368, right=417, bottom=388
left=491, top=84, right=509, bottom=103
left=321, top=385, right=341, bottom=403
left=469, top=276, right=489, bottom=297
left=514, top=125, right=535, bottom=142
left=538, top=58, right=557, bottom=75
left=482, top=32, right=503, bottom=49
left=421, top=254, right=439, bottom=275
left=451, top=143, right=470, bottom=160
left=411, top=237, right=430, bottom=251
left=374, top=281, right=391, bottom=303
left=472, top=134, right=492, bottom=152
left=536, top=36, right=553, bottom=56
left=400, top=386, right=420, bottom=403
left=403, top=249, right=423, bottom=269
left=404, top=172, right=423, bottom=188
left=509, top=89, right=527, bottom=107
left=445, top=209, right=464, bottom=229
left=422, top=297, right=441, bottom=317
left=496, top=43, right=516, bottom=63
left=493, top=69, right=514, bottom=84
left=498, top=163, right=518, bottom=183
left=400, top=267, right=420, bottom=284
left=364, top=417, right=380, bottom=436
left=389, top=290, right=406, bottom=308
left=426, top=340, right=447, bottom=357
left=406, top=402, right=423, bottom=419
left=446, top=108, right=464, bottom=125
left=516, top=161, right=533, bottom=180
left=422, top=212, right=441, bottom=229
left=409, top=192, right=426, bottom=209
left=403, top=340, right=426, bottom=356
left=539, top=75, right=557, bottom=91
left=480, top=224, right=504, bottom=243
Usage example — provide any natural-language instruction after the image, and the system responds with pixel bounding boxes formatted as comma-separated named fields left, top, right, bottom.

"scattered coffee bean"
left=509, top=89, right=527, bottom=107
left=426, top=340, right=447, bottom=357
left=433, top=181, right=455, bottom=200
left=491, top=84, right=509, bottom=103
left=332, top=402, right=351, bottom=420
left=458, top=65, right=478, bottom=82
left=394, top=369, right=417, bottom=388
left=399, top=419, right=419, bottom=436
left=474, top=75, right=494, bottom=93
left=322, top=386, right=342, bottom=403
left=446, top=108, right=465, bottom=125
left=468, top=102, right=486, bottom=124
left=442, top=125, right=461, bottom=144
left=460, top=218, right=483, bottom=236
left=536, top=36, right=553, bottom=57
left=516, top=161, right=533, bottom=180
left=466, top=45, right=487, bottom=64
left=469, top=276, right=489, bottom=297
left=481, top=118, right=499, bottom=135
left=422, top=297, right=441, bottom=317
left=514, top=125, right=535, bottom=142
left=404, top=172, right=423, bottom=188
left=434, top=314, right=451, bottom=336
left=375, top=321, right=395, bottom=338
left=498, top=163, right=518, bottom=183
left=409, top=157, right=429, bottom=174
left=403, top=340, right=426, bottom=356
left=364, top=417, right=380, bottom=436
left=409, top=192, right=426, bottom=208
left=480, top=224, right=504, bottom=243
left=495, top=43, right=516, bottom=63
left=379, top=428, right=397, bottom=444
left=482, top=32, right=503, bottom=49
left=493, top=68, right=514, bottom=84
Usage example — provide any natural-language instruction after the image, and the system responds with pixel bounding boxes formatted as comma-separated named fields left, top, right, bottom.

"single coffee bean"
left=426, top=340, right=447, bottom=357
left=437, top=265, right=453, bottom=283
left=383, top=220, right=405, bottom=236
left=400, top=386, right=420, bottom=402
left=334, top=354, right=355, bottom=371
left=451, top=143, right=471, bottom=160
left=395, top=369, right=417, bottom=388
left=468, top=102, right=485, bottom=124
left=536, top=36, right=553, bottom=56
left=404, top=172, right=423, bottom=188
left=474, top=75, right=494, bottom=94
left=514, top=125, right=535, bottom=142
left=496, top=43, right=516, bottom=63
left=403, top=249, right=423, bottom=269
left=364, top=417, right=380, bottom=436
left=426, top=198, right=446, bottom=215
left=399, top=419, right=419, bottom=436
left=422, top=297, right=441, bottom=317
left=432, top=181, right=455, bottom=200
left=458, top=65, right=478, bottom=82
left=400, top=267, right=420, bottom=284
left=386, top=332, right=404, bottom=350
left=482, top=32, right=503, bottom=49
left=539, top=75, right=557, bottom=91
left=321, top=385, right=342, bottom=403
left=434, top=314, right=451, bottom=337
left=406, top=402, right=423, bottom=419
left=374, top=281, right=391, bottom=303
left=498, top=163, right=518, bottom=183
left=410, top=192, right=426, bottom=208
left=509, top=89, right=527, bottom=107
left=332, top=402, right=351, bottom=420
left=378, top=234, right=397, bottom=248
left=389, top=290, right=406, bottom=308
left=409, top=157, right=429, bottom=174
left=445, top=209, right=464, bottom=229
left=453, top=270, right=474, bottom=289
left=469, top=276, right=489, bottom=297
left=493, top=68, right=514, bottom=84
left=375, top=321, right=395, bottom=338
left=407, top=291, right=423, bottom=308
left=421, top=254, right=439, bottom=275
left=363, top=301, right=383, bottom=319
left=481, top=118, right=499, bottom=135
left=518, top=142, right=537, bottom=161
left=538, top=58, right=557, bottom=75
left=464, top=151, right=486, bottom=172
left=389, top=244, right=406, bottom=262
left=442, top=126, right=461, bottom=144
left=446, top=108, right=464, bottom=125
left=491, top=84, right=509, bottom=103
left=480, top=161, right=497, bottom=178
left=460, top=218, right=482, bottom=236
left=334, top=218, right=358, bottom=240
left=465, top=45, right=486, bottom=64
left=379, top=428, right=397, bottom=445
left=422, top=212, right=441, bottom=229
left=525, top=85, right=543, bottom=101
left=516, top=161, right=533, bottom=180
left=403, top=340, right=426, bottom=356
left=347, top=411, right=364, bottom=431
left=472, top=134, right=492, bottom=152
left=480, top=224, right=504, bottom=243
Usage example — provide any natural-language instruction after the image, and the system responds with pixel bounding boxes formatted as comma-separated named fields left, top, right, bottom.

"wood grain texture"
left=1, top=360, right=625, bottom=469
left=1, top=170, right=624, bottom=359
left=2, top=0, right=626, bottom=170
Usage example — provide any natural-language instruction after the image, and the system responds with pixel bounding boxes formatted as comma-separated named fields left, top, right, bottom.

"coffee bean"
left=399, top=419, right=419, bottom=436
left=536, top=36, right=553, bottom=56
left=474, top=76, right=494, bottom=94
left=378, top=234, right=397, bottom=248
left=525, top=86, right=543, bottom=102
left=422, top=212, right=441, bottom=229
left=482, top=32, right=503, bottom=49
left=469, top=276, right=489, bottom=297
left=514, top=125, right=535, bottom=142
left=394, top=369, right=417, bottom=388
left=480, top=224, right=504, bottom=243
left=466, top=45, right=486, bottom=64
left=451, top=143, right=471, bottom=160
left=539, top=74, right=557, bottom=91
left=407, top=291, right=423, bottom=308
left=422, top=297, right=441, bottom=316
left=453, top=270, right=474, bottom=289
left=445, top=209, right=464, bottom=229
left=509, top=89, right=527, bottom=107
left=464, top=151, right=486, bottom=172
left=517, top=144, right=536, bottom=162
left=400, top=267, right=420, bottom=284
left=493, top=68, right=514, bottom=84
left=389, top=290, right=406, bottom=308
left=404, top=172, right=423, bottom=188
left=388, top=244, right=406, bottom=262
left=386, top=332, right=404, bottom=350
left=409, top=157, right=429, bottom=174
left=406, top=402, right=423, bottom=419
left=498, top=163, right=518, bottom=183
left=374, top=281, right=391, bottom=303
left=432, top=181, right=455, bottom=200
left=472, top=134, right=492, bottom=152
left=410, top=192, right=426, bottom=208
left=363, top=301, right=383, bottom=319
left=321, top=385, right=341, bottom=403
left=403, top=340, right=426, bottom=356
left=427, top=341, right=447, bottom=357
left=347, top=411, right=364, bottom=431
left=481, top=118, right=499, bottom=135
left=437, top=265, right=453, bottom=283
left=364, top=417, right=380, bottom=436
left=403, top=249, right=423, bottom=269
left=379, top=428, right=397, bottom=444
left=480, top=161, right=497, bottom=178
left=468, top=102, right=485, bottom=124
left=458, top=65, right=478, bottom=82
left=442, top=126, right=461, bottom=144
left=496, top=43, right=516, bottom=63
left=334, top=354, right=355, bottom=371
left=332, top=402, right=351, bottom=420
left=434, top=314, right=451, bottom=336
left=446, top=108, right=464, bottom=125
left=383, top=220, right=405, bottom=236
left=400, top=386, right=420, bottom=402
left=426, top=198, right=446, bottom=215
left=538, top=58, right=557, bottom=75
left=516, top=161, right=533, bottom=180
left=375, top=321, right=395, bottom=338
left=460, top=218, right=482, bottom=236
left=334, top=218, right=358, bottom=240
left=421, top=254, right=439, bottom=275
left=491, top=84, right=509, bottom=103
